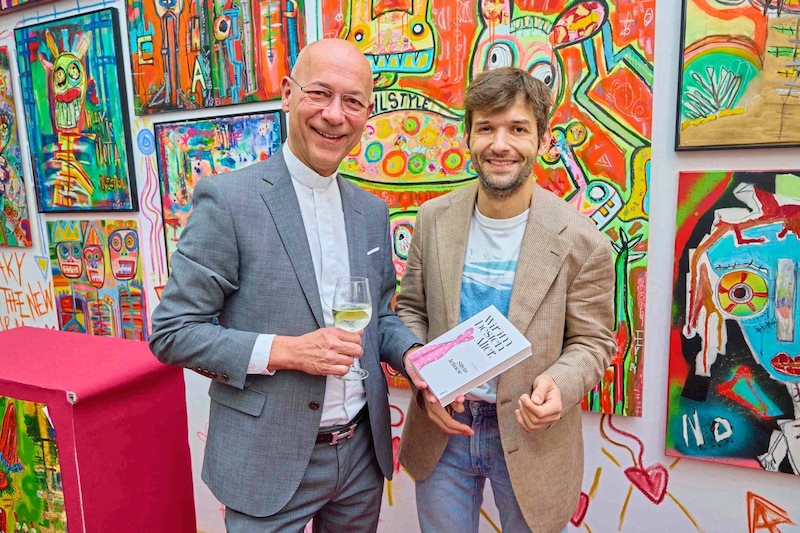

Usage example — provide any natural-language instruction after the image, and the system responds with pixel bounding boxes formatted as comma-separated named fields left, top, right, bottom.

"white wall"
left=0, top=1, right=798, bottom=532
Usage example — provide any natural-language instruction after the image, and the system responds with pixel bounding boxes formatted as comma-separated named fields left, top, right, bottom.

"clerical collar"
left=283, top=144, right=338, bottom=190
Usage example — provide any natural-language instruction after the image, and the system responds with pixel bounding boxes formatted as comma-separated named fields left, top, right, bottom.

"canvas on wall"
left=0, top=0, right=55, bottom=15
left=0, top=46, right=32, bottom=247
left=48, top=220, right=148, bottom=341
left=667, top=170, right=800, bottom=475
left=676, top=0, right=800, bottom=149
left=15, top=8, right=137, bottom=213
left=154, top=111, right=284, bottom=268
left=127, top=0, right=305, bottom=115
left=0, top=396, right=68, bottom=532
left=321, top=0, right=653, bottom=415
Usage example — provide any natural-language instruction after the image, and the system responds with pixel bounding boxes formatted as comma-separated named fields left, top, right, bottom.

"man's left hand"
left=515, top=374, right=562, bottom=432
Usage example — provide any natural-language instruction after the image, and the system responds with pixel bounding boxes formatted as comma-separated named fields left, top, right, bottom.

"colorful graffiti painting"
left=0, top=0, right=55, bottom=15
left=0, top=396, right=68, bottom=532
left=15, top=8, right=137, bottom=213
left=0, top=47, right=32, bottom=247
left=154, top=111, right=284, bottom=268
left=668, top=170, right=800, bottom=475
left=126, top=0, right=305, bottom=115
left=48, top=220, right=148, bottom=341
left=321, top=0, right=653, bottom=415
left=676, top=0, right=800, bottom=149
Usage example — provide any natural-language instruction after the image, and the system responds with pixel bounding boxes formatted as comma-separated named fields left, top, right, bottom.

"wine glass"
left=332, top=276, right=372, bottom=380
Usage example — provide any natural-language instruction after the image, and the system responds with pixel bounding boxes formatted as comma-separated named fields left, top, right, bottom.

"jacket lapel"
left=261, top=153, right=325, bottom=328
left=507, top=187, right=572, bottom=335
left=339, top=178, right=367, bottom=279
left=437, top=185, right=478, bottom=330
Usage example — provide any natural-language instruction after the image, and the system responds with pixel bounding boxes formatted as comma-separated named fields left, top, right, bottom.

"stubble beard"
left=476, top=158, right=536, bottom=200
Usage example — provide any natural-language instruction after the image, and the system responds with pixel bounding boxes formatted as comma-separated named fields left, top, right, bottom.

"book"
left=408, top=305, right=532, bottom=406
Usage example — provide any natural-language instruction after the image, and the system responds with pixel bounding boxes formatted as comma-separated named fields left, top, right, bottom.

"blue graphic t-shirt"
left=460, top=206, right=528, bottom=402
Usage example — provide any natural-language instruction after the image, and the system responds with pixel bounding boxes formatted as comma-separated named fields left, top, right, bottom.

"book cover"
left=409, top=305, right=532, bottom=405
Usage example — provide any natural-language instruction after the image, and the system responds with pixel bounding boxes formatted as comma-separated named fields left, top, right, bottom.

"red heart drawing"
left=570, top=492, right=590, bottom=526
left=624, top=464, right=668, bottom=504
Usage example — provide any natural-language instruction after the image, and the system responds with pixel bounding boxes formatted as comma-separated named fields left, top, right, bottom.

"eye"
left=125, top=233, right=137, bottom=250
left=110, top=234, right=122, bottom=251
left=54, top=67, right=67, bottom=87
left=213, top=15, right=231, bottom=40
left=68, top=62, right=81, bottom=81
left=486, top=43, right=513, bottom=70
left=531, top=62, right=555, bottom=88
left=411, top=22, right=425, bottom=36
left=716, top=270, right=769, bottom=318
left=58, top=243, right=69, bottom=259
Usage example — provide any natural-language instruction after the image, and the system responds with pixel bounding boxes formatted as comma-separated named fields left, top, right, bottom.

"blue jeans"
left=415, top=400, right=535, bottom=533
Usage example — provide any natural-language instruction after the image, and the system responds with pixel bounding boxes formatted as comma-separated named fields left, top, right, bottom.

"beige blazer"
left=396, top=182, right=616, bottom=533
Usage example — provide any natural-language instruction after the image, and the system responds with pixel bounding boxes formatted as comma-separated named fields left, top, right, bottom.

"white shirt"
left=246, top=144, right=367, bottom=427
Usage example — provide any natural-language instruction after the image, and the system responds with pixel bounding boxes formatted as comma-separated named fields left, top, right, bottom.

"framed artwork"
left=126, top=0, right=305, bottom=115
left=15, top=8, right=138, bottom=213
left=0, top=46, right=32, bottom=247
left=322, top=0, right=654, bottom=415
left=154, top=110, right=285, bottom=268
left=0, top=396, right=68, bottom=531
left=0, top=0, right=56, bottom=15
left=676, top=0, right=800, bottom=150
left=668, top=170, right=800, bottom=475
left=48, top=220, right=148, bottom=341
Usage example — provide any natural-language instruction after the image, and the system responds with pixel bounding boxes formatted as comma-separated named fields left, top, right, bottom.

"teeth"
left=316, top=130, right=342, bottom=139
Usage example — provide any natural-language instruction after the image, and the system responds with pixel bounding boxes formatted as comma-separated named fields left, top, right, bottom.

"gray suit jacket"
left=149, top=149, right=419, bottom=517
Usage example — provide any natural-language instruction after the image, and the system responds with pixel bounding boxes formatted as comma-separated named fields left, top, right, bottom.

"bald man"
left=150, top=39, right=422, bottom=532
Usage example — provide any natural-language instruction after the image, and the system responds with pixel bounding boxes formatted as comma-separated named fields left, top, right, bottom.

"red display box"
left=0, top=327, right=196, bottom=532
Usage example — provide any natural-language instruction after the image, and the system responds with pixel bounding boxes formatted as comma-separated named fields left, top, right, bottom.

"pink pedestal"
left=0, top=326, right=196, bottom=532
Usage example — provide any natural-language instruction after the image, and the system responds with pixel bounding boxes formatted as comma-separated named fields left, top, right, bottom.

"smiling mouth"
left=771, top=353, right=800, bottom=377
left=313, top=128, right=345, bottom=140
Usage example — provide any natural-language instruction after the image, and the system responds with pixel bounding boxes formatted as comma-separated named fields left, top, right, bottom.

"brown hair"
left=463, top=67, right=552, bottom=141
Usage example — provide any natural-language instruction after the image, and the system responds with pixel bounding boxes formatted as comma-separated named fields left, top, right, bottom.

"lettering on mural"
left=0, top=252, right=54, bottom=330
left=682, top=410, right=734, bottom=447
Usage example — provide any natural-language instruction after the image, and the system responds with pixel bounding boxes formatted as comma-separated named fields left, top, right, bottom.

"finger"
left=428, top=404, right=473, bottom=436
left=530, top=378, right=553, bottom=405
left=405, top=360, right=429, bottom=391
left=449, top=399, right=467, bottom=414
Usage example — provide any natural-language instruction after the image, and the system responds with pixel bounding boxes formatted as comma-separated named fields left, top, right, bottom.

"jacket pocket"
left=209, top=383, right=267, bottom=417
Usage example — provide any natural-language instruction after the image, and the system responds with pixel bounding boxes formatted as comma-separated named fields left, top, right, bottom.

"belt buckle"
left=329, top=423, right=357, bottom=445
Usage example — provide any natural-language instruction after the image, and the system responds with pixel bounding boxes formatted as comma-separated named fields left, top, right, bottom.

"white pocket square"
left=367, top=247, right=380, bottom=256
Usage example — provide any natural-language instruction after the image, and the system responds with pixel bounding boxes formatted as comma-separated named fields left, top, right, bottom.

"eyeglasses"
left=289, top=77, right=370, bottom=116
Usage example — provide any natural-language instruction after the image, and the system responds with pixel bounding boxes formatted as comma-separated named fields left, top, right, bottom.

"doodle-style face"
left=51, top=52, right=88, bottom=132
left=344, top=0, right=435, bottom=74
left=82, top=245, right=105, bottom=288
left=705, top=222, right=800, bottom=383
left=108, top=229, right=139, bottom=280
left=56, top=240, right=83, bottom=278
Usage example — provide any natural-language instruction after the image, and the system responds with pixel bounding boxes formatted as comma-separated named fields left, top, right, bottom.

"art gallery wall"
left=0, top=0, right=798, bottom=532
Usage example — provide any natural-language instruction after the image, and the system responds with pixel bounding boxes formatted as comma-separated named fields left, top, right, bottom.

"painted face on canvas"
left=51, top=52, right=87, bottom=132
left=108, top=229, right=139, bottom=281
left=82, top=245, right=105, bottom=288
left=56, top=241, right=83, bottom=279
left=706, top=221, right=800, bottom=383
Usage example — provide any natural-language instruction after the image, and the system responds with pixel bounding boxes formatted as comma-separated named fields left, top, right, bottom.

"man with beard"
left=395, top=67, right=616, bottom=533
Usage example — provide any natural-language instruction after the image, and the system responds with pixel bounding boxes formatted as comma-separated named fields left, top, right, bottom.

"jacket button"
left=309, top=401, right=320, bottom=410
left=219, top=374, right=229, bottom=383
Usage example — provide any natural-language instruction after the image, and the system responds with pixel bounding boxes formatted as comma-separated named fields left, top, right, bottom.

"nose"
left=490, top=128, right=511, bottom=152
left=320, top=96, right=346, bottom=125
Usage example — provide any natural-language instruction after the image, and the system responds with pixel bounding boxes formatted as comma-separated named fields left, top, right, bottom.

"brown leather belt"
left=316, top=405, right=368, bottom=445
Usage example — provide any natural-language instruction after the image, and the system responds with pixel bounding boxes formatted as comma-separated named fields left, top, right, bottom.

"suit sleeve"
left=394, top=202, right=430, bottom=344
left=375, top=202, right=423, bottom=372
left=149, top=177, right=258, bottom=390
left=544, top=238, right=616, bottom=409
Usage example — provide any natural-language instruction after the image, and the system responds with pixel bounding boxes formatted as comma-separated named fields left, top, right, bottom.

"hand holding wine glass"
left=332, top=276, right=372, bottom=380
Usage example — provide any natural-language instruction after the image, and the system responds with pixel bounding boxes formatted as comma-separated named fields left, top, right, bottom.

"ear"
left=551, top=1, right=607, bottom=49
left=280, top=76, right=292, bottom=114
left=44, top=30, right=60, bottom=59
left=537, top=127, right=552, bottom=157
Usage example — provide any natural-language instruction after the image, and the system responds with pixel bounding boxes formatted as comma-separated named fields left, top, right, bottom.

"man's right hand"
left=269, top=328, right=363, bottom=376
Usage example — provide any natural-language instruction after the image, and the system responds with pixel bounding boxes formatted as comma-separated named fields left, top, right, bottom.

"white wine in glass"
left=332, top=276, right=372, bottom=380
